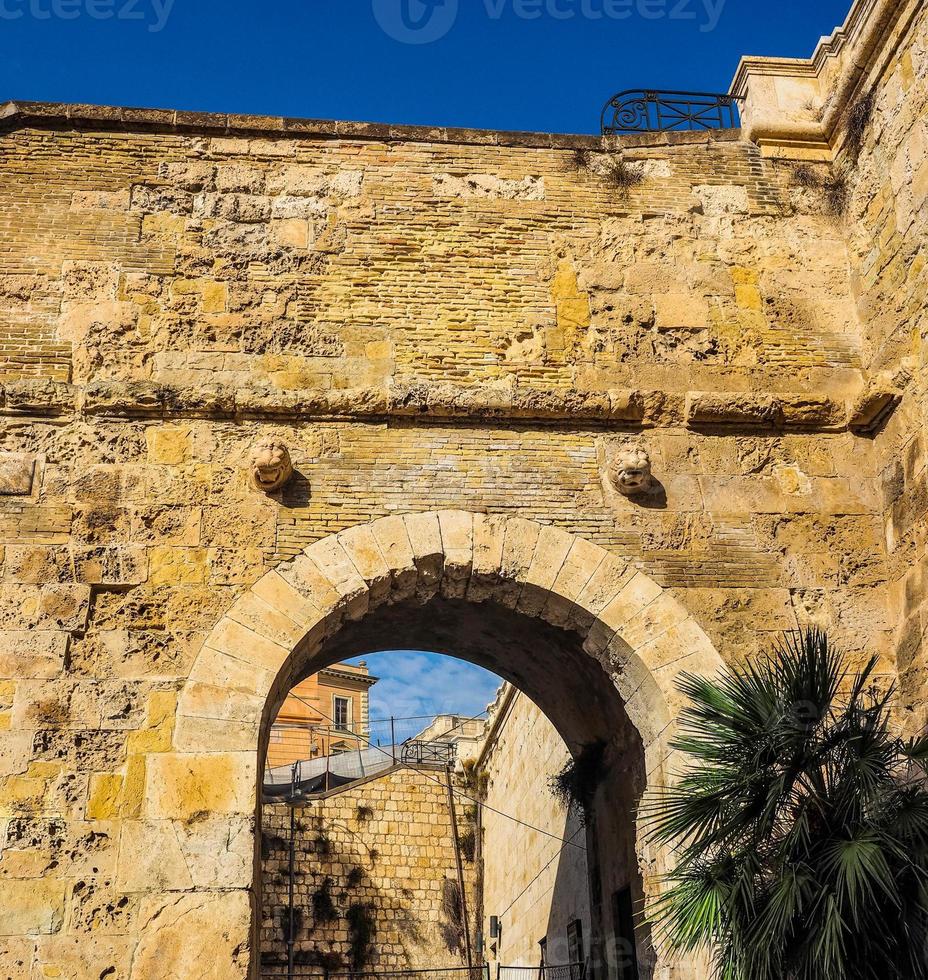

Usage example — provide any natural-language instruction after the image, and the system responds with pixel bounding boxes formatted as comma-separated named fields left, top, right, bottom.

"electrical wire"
left=498, top=823, right=588, bottom=920
left=280, top=691, right=587, bottom=852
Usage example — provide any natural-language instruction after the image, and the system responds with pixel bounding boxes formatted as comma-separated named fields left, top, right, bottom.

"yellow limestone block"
left=88, top=773, right=124, bottom=820
left=148, top=547, right=209, bottom=586
left=146, top=426, right=192, bottom=465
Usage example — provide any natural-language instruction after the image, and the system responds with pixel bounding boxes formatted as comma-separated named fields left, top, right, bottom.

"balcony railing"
left=601, top=89, right=741, bottom=135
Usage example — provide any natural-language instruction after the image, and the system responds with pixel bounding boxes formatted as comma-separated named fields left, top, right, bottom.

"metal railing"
left=261, top=967, right=491, bottom=980
left=402, top=739, right=457, bottom=767
left=496, top=965, right=586, bottom=980
left=601, top=89, right=740, bottom=135
left=264, top=712, right=485, bottom=801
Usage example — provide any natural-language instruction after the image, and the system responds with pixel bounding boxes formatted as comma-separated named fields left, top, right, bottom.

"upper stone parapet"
left=730, top=0, right=920, bottom=159
left=0, top=98, right=740, bottom=152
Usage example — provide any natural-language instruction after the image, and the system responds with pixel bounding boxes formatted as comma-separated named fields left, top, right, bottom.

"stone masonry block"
left=496, top=517, right=541, bottom=609
left=437, top=510, right=474, bottom=599
left=404, top=512, right=444, bottom=601
left=540, top=538, right=606, bottom=628
left=467, top=514, right=507, bottom=603
left=0, top=631, right=68, bottom=679
left=0, top=454, right=36, bottom=496
left=516, top=525, right=574, bottom=618
left=369, top=515, right=418, bottom=601
left=144, top=753, right=255, bottom=821
left=337, top=524, right=392, bottom=606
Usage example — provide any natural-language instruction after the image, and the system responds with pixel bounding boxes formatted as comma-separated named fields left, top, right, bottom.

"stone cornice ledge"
left=0, top=378, right=893, bottom=434
left=730, top=0, right=922, bottom=158
left=0, top=99, right=740, bottom=152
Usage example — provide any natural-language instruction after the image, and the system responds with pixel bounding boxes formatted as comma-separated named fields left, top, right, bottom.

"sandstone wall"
left=261, top=766, right=477, bottom=974
left=479, top=688, right=590, bottom=970
left=835, top=0, right=928, bottom=729
left=0, top=6, right=919, bottom=969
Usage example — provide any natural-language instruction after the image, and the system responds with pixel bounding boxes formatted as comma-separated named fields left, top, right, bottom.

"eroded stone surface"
left=0, top=5, right=923, bottom=976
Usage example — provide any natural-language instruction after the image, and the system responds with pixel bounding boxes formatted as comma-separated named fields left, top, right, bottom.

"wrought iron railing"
left=402, top=739, right=457, bottom=767
left=261, top=966, right=491, bottom=980
left=496, top=964, right=586, bottom=980
left=601, top=89, right=741, bottom=135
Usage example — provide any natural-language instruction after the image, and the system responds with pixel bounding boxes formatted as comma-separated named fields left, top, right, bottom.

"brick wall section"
left=260, top=767, right=477, bottom=972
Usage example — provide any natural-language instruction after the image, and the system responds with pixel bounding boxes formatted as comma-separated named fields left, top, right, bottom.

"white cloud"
left=347, top=651, right=502, bottom=741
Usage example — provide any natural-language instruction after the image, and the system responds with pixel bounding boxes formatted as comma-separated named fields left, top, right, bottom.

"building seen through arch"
left=259, top=650, right=629, bottom=979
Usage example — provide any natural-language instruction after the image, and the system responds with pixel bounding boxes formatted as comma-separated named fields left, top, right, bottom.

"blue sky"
left=2, top=0, right=852, bottom=134
left=348, top=651, right=502, bottom=726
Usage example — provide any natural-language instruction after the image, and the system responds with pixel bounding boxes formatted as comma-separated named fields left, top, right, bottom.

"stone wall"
left=261, top=766, right=477, bottom=973
left=839, top=0, right=928, bottom=731
left=0, top=0, right=923, bottom=973
left=734, top=0, right=928, bottom=729
left=479, top=687, right=591, bottom=970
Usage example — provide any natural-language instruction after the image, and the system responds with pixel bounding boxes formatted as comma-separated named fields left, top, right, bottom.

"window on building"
left=611, top=888, right=639, bottom=980
left=567, top=919, right=583, bottom=978
left=333, top=696, right=351, bottom=731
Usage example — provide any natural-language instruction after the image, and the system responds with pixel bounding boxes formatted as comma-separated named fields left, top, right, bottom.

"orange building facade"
left=266, top=662, right=377, bottom=770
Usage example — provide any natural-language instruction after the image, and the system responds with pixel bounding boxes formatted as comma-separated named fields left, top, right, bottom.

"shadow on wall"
left=261, top=808, right=425, bottom=973
left=260, top=765, right=479, bottom=974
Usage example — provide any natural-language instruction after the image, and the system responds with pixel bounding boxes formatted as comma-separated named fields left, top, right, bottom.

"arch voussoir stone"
left=336, top=523, right=393, bottom=607
left=164, top=511, right=728, bottom=980
left=176, top=510, right=725, bottom=760
left=369, top=514, right=419, bottom=600
left=436, top=509, right=475, bottom=599
left=467, top=513, right=507, bottom=602
left=516, top=524, right=575, bottom=618
left=539, top=535, right=607, bottom=628
left=403, top=511, right=445, bottom=601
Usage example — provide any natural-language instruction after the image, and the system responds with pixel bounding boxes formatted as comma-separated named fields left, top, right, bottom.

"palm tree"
left=643, top=628, right=928, bottom=980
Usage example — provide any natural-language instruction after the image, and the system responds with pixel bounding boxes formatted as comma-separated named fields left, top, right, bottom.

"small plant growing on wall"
left=459, top=759, right=488, bottom=800
left=280, top=906, right=305, bottom=945
left=790, top=164, right=849, bottom=218
left=346, top=902, right=376, bottom=971
left=458, top=827, right=476, bottom=863
left=843, top=91, right=875, bottom=160
left=312, top=833, right=331, bottom=856
left=346, top=865, right=364, bottom=889
left=575, top=149, right=645, bottom=198
left=549, top=740, right=608, bottom=825
left=438, top=878, right=465, bottom=955
left=355, top=805, right=374, bottom=823
left=261, top=833, right=287, bottom=860
left=298, top=948, right=343, bottom=972
left=311, top=877, right=338, bottom=924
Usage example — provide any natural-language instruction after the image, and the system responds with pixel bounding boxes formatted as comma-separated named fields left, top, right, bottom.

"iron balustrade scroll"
left=601, top=90, right=741, bottom=135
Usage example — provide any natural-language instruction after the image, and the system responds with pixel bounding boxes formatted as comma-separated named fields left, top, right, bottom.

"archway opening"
left=255, top=597, right=651, bottom=980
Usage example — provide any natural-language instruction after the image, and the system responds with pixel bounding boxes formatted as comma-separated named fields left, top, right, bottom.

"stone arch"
left=156, top=512, right=723, bottom=979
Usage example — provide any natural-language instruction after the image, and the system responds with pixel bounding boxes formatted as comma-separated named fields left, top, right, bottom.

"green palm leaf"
left=642, top=628, right=928, bottom=980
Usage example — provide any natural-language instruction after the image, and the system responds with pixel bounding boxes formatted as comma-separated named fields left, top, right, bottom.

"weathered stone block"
left=0, top=631, right=68, bottom=679
left=131, top=891, right=251, bottom=979
left=144, top=753, right=255, bottom=821
left=0, top=879, right=67, bottom=936
left=0, top=454, right=35, bottom=496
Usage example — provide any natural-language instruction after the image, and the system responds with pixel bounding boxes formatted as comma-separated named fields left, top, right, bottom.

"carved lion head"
left=249, top=438, right=294, bottom=493
left=611, top=445, right=653, bottom=496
